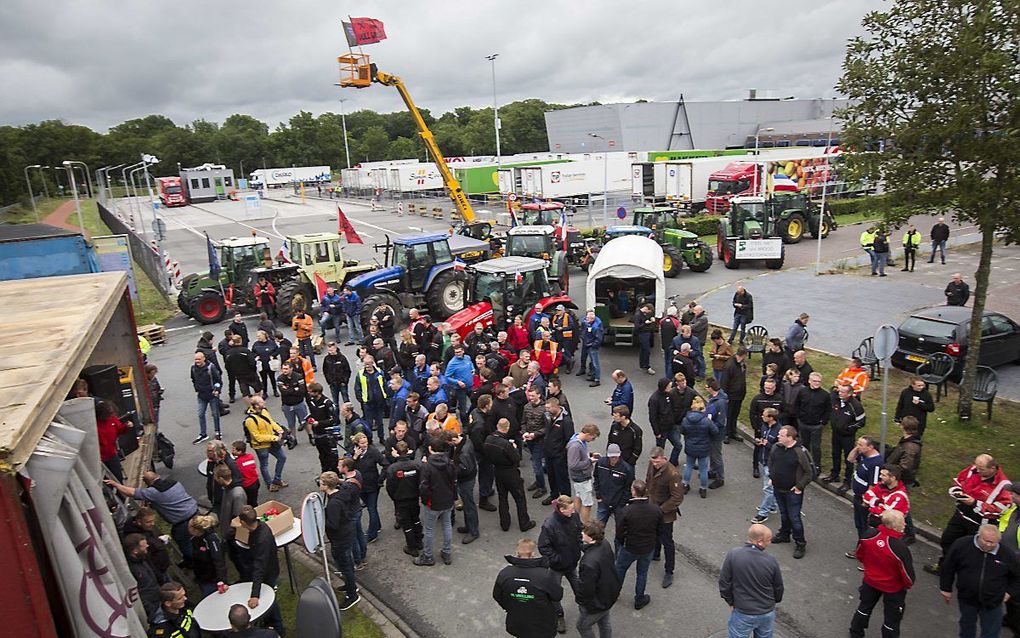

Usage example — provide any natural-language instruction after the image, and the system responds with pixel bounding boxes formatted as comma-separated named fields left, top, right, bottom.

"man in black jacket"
left=769, top=426, right=813, bottom=559
left=323, top=342, right=352, bottom=413
left=238, top=506, right=284, bottom=635
left=794, top=372, right=831, bottom=477
left=648, top=378, right=681, bottom=467
left=824, top=384, right=866, bottom=487
left=277, top=362, right=308, bottom=439
left=720, top=348, right=748, bottom=445
left=485, top=418, right=536, bottom=533
left=940, top=524, right=1020, bottom=637
left=415, top=437, right=458, bottom=566
left=322, top=471, right=361, bottom=610
left=386, top=442, right=423, bottom=556
left=614, top=480, right=662, bottom=610
left=224, top=335, right=262, bottom=403
left=894, top=376, right=935, bottom=438
left=191, top=351, right=222, bottom=445
left=539, top=495, right=584, bottom=634
left=606, top=406, right=643, bottom=468
left=543, top=397, right=575, bottom=506
left=494, top=538, right=564, bottom=638
left=945, top=272, right=970, bottom=306
left=593, top=444, right=635, bottom=525
left=748, top=379, right=785, bottom=478
left=730, top=286, right=754, bottom=345
left=124, top=533, right=167, bottom=624
left=576, top=520, right=622, bottom=638
left=448, top=431, right=481, bottom=543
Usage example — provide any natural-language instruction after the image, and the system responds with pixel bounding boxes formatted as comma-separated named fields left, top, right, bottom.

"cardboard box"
left=231, top=500, right=295, bottom=545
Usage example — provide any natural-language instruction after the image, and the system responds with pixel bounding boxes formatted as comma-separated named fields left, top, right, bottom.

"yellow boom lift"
left=337, top=54, right=476, bottom=223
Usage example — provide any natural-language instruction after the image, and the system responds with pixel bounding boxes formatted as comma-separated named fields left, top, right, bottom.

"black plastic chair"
left=853, top=336, right=881, bottom=381
left=916, top=353, right=954, bottom=402
left=961, top=366, right=998, bottom=420
left=742, top=325, right=769, bottom=358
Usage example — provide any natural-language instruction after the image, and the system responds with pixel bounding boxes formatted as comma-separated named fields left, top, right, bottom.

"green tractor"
left=177, top=233, right=375, bottom=325
left=716, top=196, right=786, bottom=270
left=631, top=206, right=714, bottom=276
left=767, top=192, right=835, bottom=244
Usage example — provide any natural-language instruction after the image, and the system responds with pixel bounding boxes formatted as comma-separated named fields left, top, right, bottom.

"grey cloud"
left=1, top=0, right=883, bottom=131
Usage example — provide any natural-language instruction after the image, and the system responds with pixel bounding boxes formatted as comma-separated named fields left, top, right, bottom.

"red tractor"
left=518, top=202, right=586, bottom=268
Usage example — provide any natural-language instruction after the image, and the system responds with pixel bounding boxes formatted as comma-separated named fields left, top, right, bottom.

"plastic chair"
left=916, top=353, right=954, bottom=402
left=742, top=325, right=769, bottom=358
left=962, top=366, right=998, bottom=420
left=853, top=336, right=881, bottom=381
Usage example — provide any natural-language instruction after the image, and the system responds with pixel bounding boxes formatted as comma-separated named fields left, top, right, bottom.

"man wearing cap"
left=594, top=444, right=634, bottom=525
left=659, top=307, right=681, bottom=380
left=550, top=305, right=578, bottom=374
left=578, top=310, right=605, bottom=388
left=320, top=286, right=344, bottom=343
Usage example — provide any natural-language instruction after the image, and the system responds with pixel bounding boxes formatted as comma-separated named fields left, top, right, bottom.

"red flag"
left=337, top=205, right=364, bottom=244
left=349, top=17, right=387, bottom=45
left=313, top=272, right=330, bottom=302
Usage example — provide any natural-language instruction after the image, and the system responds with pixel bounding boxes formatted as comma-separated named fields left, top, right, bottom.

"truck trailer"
left=515, top=157, right=633, bottom=201
left=385, top=163, right=445, bottom=193
left=249, top=166, right=332, bottom=188
left=632, top=155, right=757, bottom=211
left=704, top=148, right=841, bottom=213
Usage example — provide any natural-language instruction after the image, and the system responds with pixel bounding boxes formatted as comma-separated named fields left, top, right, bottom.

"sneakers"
left=192, top=434, right=209, bottom=445
left=661, top=573, right=673, bottom=589
left=923, top=563, right=941, bottom=575
left=367, top=535, right=378, bottom=544
left=354, top=561, right=367, bottom=571
left=682, top=483, right=691, bottom=494
left=645, top=368, right=656, bottom=376
left=412, top=555, right=434, bottom=567
left=339, top=594, right=361, bottom=611
left=269, top=483, right=280, bottom=492
left=634, top=595, right=651, bottom=610
left=441, top=552, right=452, bottom=565
left=845, top=550, right=857, bottom=559
left=751, top=513, right=769, bottom=524
left=214, top=432, right=222, bottom=441
left=793, top=543, right=806, bottom=559
left=541, top=495, right=555, bottom=506
left=699, top=488, right=707, bottom=499
left=708, top=479, right=725, bottom=489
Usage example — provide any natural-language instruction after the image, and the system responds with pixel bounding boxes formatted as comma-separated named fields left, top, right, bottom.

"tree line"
left=0, top=99, right=572, bottom=205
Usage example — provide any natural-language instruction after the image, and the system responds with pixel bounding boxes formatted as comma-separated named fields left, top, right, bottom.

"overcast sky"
left=0, top=0, right=884, bottom=131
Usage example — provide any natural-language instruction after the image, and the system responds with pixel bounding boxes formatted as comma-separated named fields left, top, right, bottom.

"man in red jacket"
left=850, top=509, right=914, bottom=637
left=863, top=465, right=911, bottom=526
left=532, top=330, right=562, bottom=376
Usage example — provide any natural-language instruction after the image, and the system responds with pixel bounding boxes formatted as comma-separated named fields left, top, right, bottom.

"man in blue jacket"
left=320, top=286, right=345, bottom=343
left=671, top=325, right=705, bottom=379
left=444, top=344, right=474, bottom=421
left=341, top=285, right=364, bottom=346
left=191, top=351, right=222, bottom=444
left=576, top=310, right=605, bottom=388
left=608, top=370, right=634, bottom=415
left=705, top=378, right=729, bottom=489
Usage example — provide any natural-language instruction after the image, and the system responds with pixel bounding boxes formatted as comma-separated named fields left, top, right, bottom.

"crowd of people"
left=100, top=261, right=1019, bottom=638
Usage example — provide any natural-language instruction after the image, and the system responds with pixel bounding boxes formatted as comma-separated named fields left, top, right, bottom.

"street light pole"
left=38, top=166, right=51, bottom=199
left=66, top=161, right=93, bottom=199
left=141, top=154, right=162, bottom=252
left=23, top=164, right=40, bottom=220
left=486, top=53, right=501, bottom=167
left=61, top=161, right=85, bottom=234
left=752, top=127, right=774, bottom=194
left=339, top=97, right=351, bottom=169
left=814, top=112, right=835, bottom=275
left=588, top=133, right=609, bottom=224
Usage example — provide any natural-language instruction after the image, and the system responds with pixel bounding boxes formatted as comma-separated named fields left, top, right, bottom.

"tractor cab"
left=389, top=234, right=455, bottom=291
left=728, top=196, right=773, bottom=239
left=287, top=232, right=359, bottom=285
left=604, top=225, right=656, bottom=241
left=519, top=201, right=565, bottom=226
left=219, top=236, right=272, bottom=283
left=505, top=225, right=556, bottom=259
left=631, top=207, right=677, bottom=234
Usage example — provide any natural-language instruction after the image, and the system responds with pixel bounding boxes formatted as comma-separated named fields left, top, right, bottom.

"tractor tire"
left=191, top=291, right=227, bottom=324
left=662, top=246, right=683, bottom=278
left=427, top=270, right=466, bottom=319
left=361, top=293, right=403, bottom=332
left=765, top=246, right=786, bottom=270
left=779, top=213, right=805, bottom=244
left=276, top=280, right=311, bottom=326
left=685, top=241, right=713, bottom=273
left=722, top=240, right=740, bottom=269
left=810, top=217, right=832, bottom=239
left=177, top=291, right=192, bottom=316
left=552, top=251, right=570, bottom=294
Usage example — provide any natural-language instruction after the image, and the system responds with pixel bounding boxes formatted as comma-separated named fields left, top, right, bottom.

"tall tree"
left=838, top=0, right=1020, bottom=417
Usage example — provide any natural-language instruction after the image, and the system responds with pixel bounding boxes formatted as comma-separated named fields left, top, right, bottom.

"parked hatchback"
left=891, top=306, right=1020, bottom=378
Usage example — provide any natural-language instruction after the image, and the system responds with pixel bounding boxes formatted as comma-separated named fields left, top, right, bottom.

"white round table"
left=193, top=582, right=275, bottom=632
left=277, top=518, right=302, bottom=592
left=197, top=460, right=209, bottom=476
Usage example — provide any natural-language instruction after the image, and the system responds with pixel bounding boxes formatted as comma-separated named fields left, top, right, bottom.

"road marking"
left=188, top=203, right=285, bottom=240
left=408, top=226, right=423, bottom=231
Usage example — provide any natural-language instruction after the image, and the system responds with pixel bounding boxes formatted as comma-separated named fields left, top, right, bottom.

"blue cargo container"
left=0, top=224, right=100, bottom=281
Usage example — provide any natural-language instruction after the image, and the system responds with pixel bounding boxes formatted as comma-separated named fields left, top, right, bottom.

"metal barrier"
left=97, top=202, right=172, bottom=300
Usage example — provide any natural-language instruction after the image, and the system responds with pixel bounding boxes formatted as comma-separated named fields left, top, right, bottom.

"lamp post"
left=486, top=53, right=501, bottom=167
left=37, top=166, right=51, bottom=199
left=23, top=164, right=41, bottom=219
left=752, top=127, right=775, bottom=194
left=753, top=126, right=775, bottom=155
left=65, top=161, right=93, bottom=199
left=51, top=166, right=64, bottom=195
left=141, top=154, right=161, bottom=250
left=331, top=86, right=354, bottom=170
left=815, top=109, right=836, bottom=275
left=99, top=164, right=125, bottom=204
left=588, top=133, right=609, bottom=224
left=61, top=161, right=86, bottom=234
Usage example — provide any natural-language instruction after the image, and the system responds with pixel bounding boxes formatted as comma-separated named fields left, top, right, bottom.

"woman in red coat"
left=254, top=276, right=277, bottom=319
left=96, top=401, right=130, bottom=482
left=507, top=315, right=530, bottom=354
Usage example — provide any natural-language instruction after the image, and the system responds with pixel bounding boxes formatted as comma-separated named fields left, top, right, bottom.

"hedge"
left=580, top=215, right=719, bottom=238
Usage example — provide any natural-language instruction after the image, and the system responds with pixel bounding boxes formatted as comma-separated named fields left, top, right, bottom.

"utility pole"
left=486, top=54, right=501, bottom=167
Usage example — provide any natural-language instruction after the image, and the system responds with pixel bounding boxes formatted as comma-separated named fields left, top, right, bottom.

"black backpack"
left=155, top=432, right=176, bottom=469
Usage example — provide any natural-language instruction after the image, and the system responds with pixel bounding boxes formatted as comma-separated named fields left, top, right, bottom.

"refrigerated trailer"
left=516, top=157, right=633, bottom=201
left=249, top=166, right=331, bottom=188
left=386, top=163, right=445, bottom=193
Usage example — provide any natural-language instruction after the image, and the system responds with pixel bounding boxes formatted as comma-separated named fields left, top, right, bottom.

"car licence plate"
left=906, top=354, right=927, bottom=363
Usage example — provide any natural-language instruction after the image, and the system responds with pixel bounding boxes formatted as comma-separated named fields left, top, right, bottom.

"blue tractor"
left=347, top=232, right=491, bottom=325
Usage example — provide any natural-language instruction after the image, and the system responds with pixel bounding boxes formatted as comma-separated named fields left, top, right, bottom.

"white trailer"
left=517, top=158, right=632, bottom=200
left=386, top=163, right=444, bottom=193
left=249, top=166, right=331, bottom=188
left=663, top=156, right=758, bottom=211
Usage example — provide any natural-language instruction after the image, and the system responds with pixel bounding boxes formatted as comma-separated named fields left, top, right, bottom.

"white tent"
left=586, top=235, right=666, bottom=316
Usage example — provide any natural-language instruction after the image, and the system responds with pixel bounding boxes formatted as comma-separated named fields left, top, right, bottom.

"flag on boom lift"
left=337, top=205, right=364, bottom=244
left=344, top=17, right=387, bottom=45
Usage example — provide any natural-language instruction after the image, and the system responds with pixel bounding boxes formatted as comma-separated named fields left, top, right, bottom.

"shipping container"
left=0, top=224, right=100, bottom=281
left=455, top=160, right=571, bottom=195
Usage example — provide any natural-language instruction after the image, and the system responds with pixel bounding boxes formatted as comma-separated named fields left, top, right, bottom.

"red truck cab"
left=157, top=177, right=187, bottom=207
left=705, top=163, right=759, bottom=214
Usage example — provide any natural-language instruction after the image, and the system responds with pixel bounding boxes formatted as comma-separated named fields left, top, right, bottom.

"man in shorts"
left=567, top=423, right=602, bottom=524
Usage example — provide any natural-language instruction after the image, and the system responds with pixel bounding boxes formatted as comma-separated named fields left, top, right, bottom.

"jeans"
left=577, top=607, right=612, bottom=638
left=347, top=313, right=364, bottom=343
left=527, top=441, right=546, bottom=490
left=799, top=423, right=823, bottom=474
left=546, top=455, right=570, bottom=498
left=455, top=476, right=480, bottom=537
left=930, top=240, right=946, bottom=263
left=903, top=248, right=916, bottom=271
left=850, top=583, right=905, bottom=638
left=329, top=382, right=350, bottom=415
left=865, top=248, right=877, bottom=273
left=581, top=347, right=602, bottom=381
left=478, top=457, right=495, bottom=499
left=596, top=501, right=623, bottom=526
left=281, top=401, right=309, bottom=436
left=728, top=609, right=775, bottom=638
left=170, top=517, right=196, bottom=563
left=637, top=332, right=652, bottom=370
left=756, top=466, right=777, bottom=517
left=683, top=454, right=710, bottom=488
left=349, top=510, right=367, bottom=564
left=320, top=313, right=342, bottom=342
left=298, top=336, right=317, bottom=369
left=331, top=541, right=358, bottom=603
left=775, top=489, right=805, bottom=544
left=730, top=314, right=749, bottom=345
left=853, top=495, right=870, bottom=537
left=552, top=568, right=580, bottom=617
left=653, top=521, right=676, bottom=574
left=655, top=429, right=683, bottom=467
left=958, top=601, right=1004, bottom=638
left=615, top=546, right=653, bottom=600
left=422, top=507, right=452, bottom=560
left=447, top=386, right=470, bottom=421
left=709, top=436, right=725, bottom=481
left=196, top=396, right=221, bottom=437
left=876, top=252, right=888, bottom=275
left=361, top=490, right=381, bottom=540
left=726, top=398, right=743, bottom=438
left=255, top=446, right=287, bottom=485
left=363, top=403, right=385, bottom=442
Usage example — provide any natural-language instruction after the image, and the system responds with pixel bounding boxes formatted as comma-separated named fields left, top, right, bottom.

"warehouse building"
left=545, top=92, right=847, bottom=153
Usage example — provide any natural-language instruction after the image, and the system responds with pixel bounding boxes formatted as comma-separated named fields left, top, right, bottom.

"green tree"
left=386, top=137, right=420, bottom=161
left=354, top=126, right=390, bottom=162
left=838, top=0, right=1020, bottom=417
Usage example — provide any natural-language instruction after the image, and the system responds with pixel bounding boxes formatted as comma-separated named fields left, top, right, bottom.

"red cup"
left=217, top=581, right=227, bottom=594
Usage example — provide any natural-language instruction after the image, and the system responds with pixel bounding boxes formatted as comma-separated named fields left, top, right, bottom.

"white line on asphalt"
left=163, top=215, right=207, bottom=239
left=408, top=226, right=423, bottom=231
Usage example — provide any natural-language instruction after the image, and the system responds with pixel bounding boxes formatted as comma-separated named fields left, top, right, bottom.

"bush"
left=826, top=193, right=893, bottom=218
left=674, top=215, right=719, bottom=236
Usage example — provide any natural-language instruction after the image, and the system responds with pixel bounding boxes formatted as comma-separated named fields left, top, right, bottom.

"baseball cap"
left=555, top=304, right=565, bottom=311
left=666, top=307, right=677, bottom=316
left=606, top=444, right=621, bottom=458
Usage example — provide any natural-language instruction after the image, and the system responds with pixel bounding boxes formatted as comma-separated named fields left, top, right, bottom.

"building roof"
left=0, top=272, right=127, bottom=472
left=0, top=223, right=80, bottom=243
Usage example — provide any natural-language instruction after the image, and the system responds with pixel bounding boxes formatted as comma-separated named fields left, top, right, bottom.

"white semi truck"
left=249, top=166, right=332, bottom=188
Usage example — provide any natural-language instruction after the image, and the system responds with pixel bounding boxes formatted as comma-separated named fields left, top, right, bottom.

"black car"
left=891, top=306, right=1020, bottom=378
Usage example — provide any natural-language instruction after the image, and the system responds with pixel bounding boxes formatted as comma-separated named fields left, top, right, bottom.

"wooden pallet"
left=137, top=323, right=166, bottom=346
